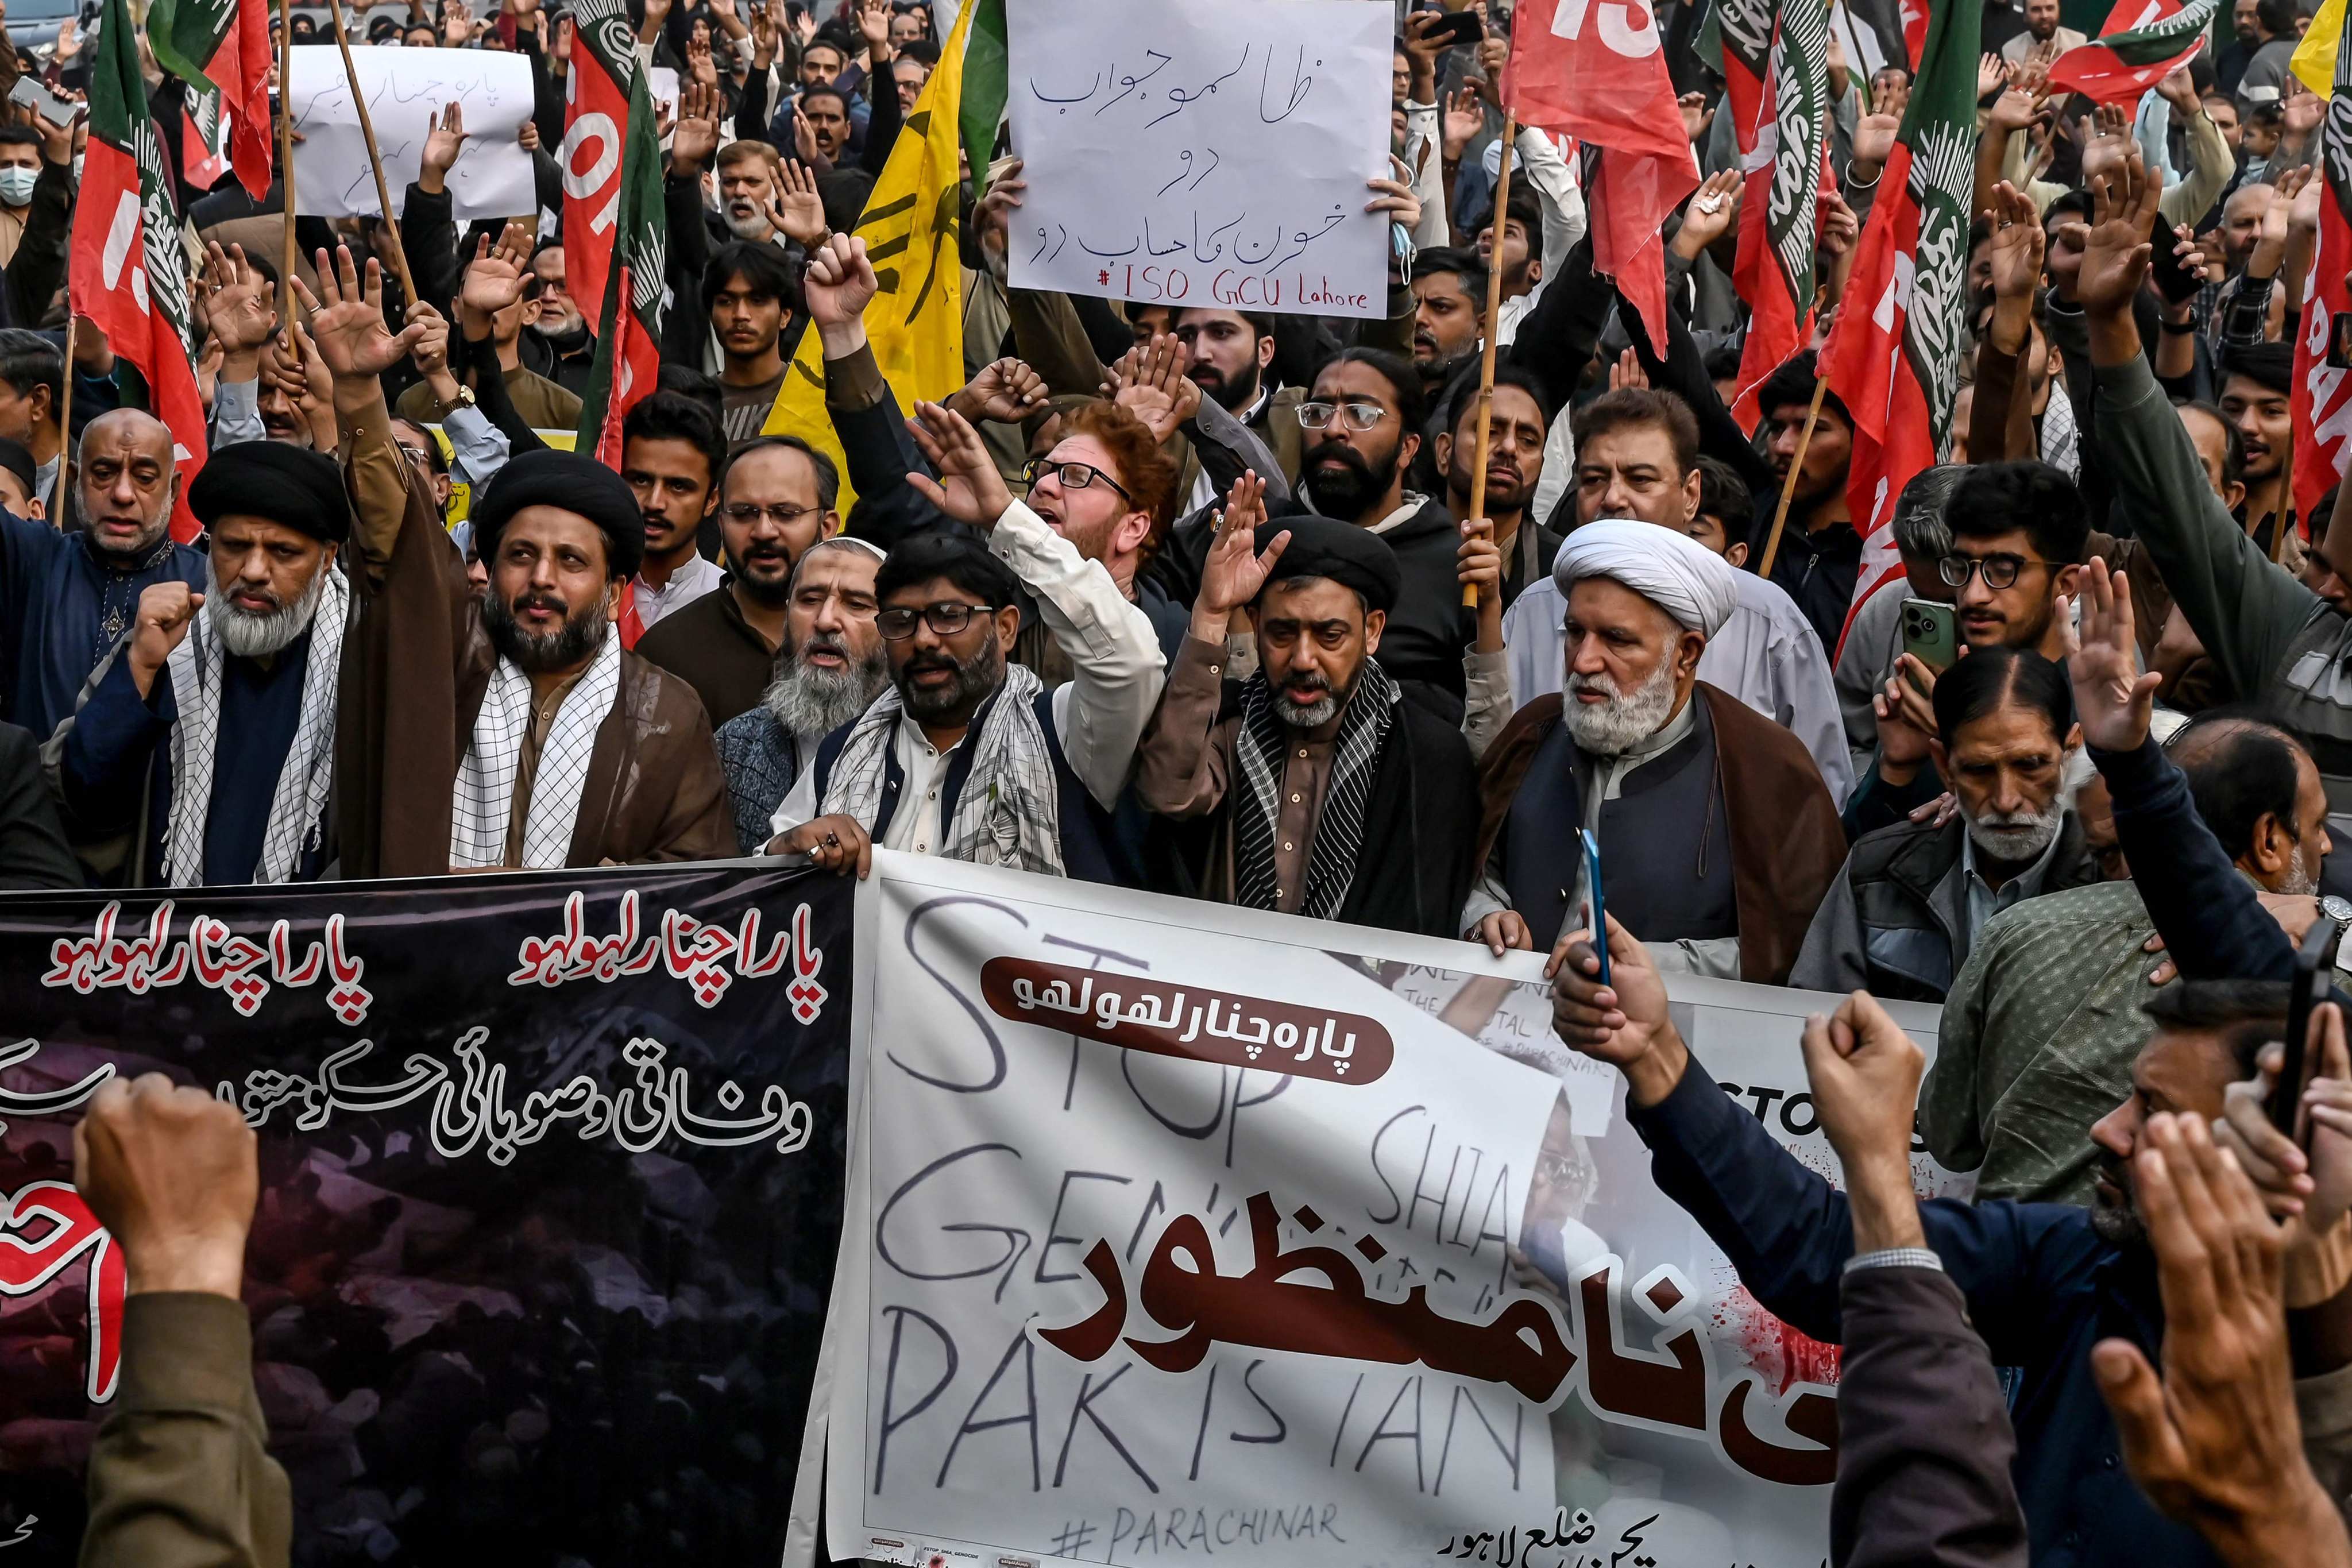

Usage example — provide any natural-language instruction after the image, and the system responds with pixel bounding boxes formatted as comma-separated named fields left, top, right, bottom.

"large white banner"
left=288, top=48, right=536, bottom=221
left=1004, top=0, right=1393, bottom=319
left=798, top=854, right=1958, bottom=1568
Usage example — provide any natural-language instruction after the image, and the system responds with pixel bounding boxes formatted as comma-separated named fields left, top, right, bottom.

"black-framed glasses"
left=724, top=501, right=826, bottom=528
left=876, top=601, right=1000, bottom=640
left=1295, top=398, right=1390, bottom=432
left=1937, top=553, right=2053, bottom=590
left=1022, top=459, right=1134, bottom=503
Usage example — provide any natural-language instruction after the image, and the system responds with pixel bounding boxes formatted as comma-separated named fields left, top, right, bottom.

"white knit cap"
left=1552, top=517, right=1740, bottom=638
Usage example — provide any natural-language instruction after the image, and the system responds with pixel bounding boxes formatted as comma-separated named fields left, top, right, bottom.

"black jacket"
left=0, top=719, right=80, bottom=889
left=1366, top=496, right=1476, bottom=724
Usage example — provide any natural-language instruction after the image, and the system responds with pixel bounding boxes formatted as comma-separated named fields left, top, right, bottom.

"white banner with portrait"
left=795, top=853, right=1957, bottom=1568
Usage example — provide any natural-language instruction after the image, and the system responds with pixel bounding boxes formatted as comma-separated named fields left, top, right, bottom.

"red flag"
left=2045, top=0, right=2217, bottom=106
left=148, top=0, right=272, bottom=199
left=1730, top=0, right=1833, bottom=431
left=558, top=13, right=642, bottom=361
left=1502, top=0, right=1697, bottom=350
left=1820, top=0, right=1983, bottom=656
left=2297, top=118, right=2352, bottom=526
left=74, top=0, right=207, bottom=544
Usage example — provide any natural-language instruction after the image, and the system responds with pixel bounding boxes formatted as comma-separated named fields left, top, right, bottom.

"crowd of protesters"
left=13, top=0, right=2352, bottom=1561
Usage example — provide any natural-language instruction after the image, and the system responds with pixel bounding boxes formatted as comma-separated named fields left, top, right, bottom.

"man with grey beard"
left=53, top=444, right=353, bottom=886
left=713, top=536, right=887, bottom=854
left=1794, top=647, right=2106, bottom=1003
left=1469, top=519, right=1844, bottom=983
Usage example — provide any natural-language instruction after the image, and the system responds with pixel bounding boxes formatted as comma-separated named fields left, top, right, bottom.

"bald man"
left=0, top=409, right=204, bottom=742
left=1465, top=520, right=1844, bottom=983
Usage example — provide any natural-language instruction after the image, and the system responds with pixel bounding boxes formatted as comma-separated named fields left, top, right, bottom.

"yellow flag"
left=762, top=1, right=970, bottom=516
left=2294, top=0, right=2341, bottom=96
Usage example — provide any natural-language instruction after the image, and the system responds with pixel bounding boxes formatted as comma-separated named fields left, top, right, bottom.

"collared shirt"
left=631, top=553, right=724, bottom=634
left=1501, top=571, right=1853, bottom=799
left=1959, top=820, right=2068, bottom=948
left=879, top=712, right=960, bottom=856
left=1184, top=383, right=1275, bottom=515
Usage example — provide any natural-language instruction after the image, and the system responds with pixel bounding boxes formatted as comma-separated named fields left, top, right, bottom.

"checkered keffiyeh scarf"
left=449, top=631, right=622, bottom=870
left=1231, top=659, right=1397, bottom=920
left=820, top=661, right=1066, bottom=876
left=161, top=568, right=348, bottom=887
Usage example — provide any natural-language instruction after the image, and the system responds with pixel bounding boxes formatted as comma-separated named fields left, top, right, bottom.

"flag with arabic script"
left=147, top=0, right=271, bottom=197
left=1819, top=0, right=1982, bottom=655
left=1731, top=0, right=1833, bottom=431
left=2046, top=0, right=2218, bottom=105
left=2295, top=0, right=2352, bottom=530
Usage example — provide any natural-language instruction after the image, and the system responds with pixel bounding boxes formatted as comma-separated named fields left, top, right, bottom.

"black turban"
left=188, top=442, right=352, bottom=543
left=1254, top=513, right=1400, bottom=615
left=470, top=449, right=645, bottom=581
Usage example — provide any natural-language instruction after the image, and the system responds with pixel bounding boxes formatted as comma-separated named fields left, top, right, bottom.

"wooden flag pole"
left=277, top=0, right=297, bottom=329
left=55, top=311, right=74, bottom=523
left=323, top=0, right=421, bottom=307
left=1462, top=112, right=1518, bottom=610
left=1756, top=373, right=1829, bottom=581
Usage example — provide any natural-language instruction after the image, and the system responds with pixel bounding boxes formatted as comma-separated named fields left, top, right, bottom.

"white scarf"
left=161, top=568, right=347, bottom=887
left=449, top=631, right=622, bottom=870
left=819, top=661, right=1065, bottom=875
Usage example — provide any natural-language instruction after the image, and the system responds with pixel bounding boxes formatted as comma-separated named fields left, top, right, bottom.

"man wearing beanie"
left=1134, top=478, right=1482, bottom=939
left=1466, top=519, right=1843, bottom=984
left=53, top=443, right=354, bottom=885
left=306, top=245, right=732, bottom=874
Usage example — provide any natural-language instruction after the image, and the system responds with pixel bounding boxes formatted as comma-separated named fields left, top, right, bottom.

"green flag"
left=959, top=0, right=1006, bottom=195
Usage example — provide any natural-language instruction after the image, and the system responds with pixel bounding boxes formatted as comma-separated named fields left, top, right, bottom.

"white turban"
left=1552, top=517, right=1741, bottom=639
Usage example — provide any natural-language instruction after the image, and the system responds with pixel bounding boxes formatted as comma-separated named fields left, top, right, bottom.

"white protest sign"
left=287, top=48, right=536, bottom=221
left=1005, top=0, right=1392, bottom=319
left=798, top=855, right=1963, bottom=1568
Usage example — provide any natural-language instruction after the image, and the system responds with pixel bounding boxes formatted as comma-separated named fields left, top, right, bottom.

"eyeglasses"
left=1295, top=399, right=1391, bottom=432
left=395, top=443, right=435, bottom=466
left=875, top=601, right=1000, bottom=640
left=724, top=501, right=826, bottom=528
left=1937, top=553, right=2055, bottom=590
left=1021, top=459, right=1134, bottom=503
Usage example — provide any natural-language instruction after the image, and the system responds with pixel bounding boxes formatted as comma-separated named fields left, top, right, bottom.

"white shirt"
left=632, top=552, right=725, bottom=631
left=1501, top=569, right=1855, bottom=801
left=768, top=498, right=1168, bottom=851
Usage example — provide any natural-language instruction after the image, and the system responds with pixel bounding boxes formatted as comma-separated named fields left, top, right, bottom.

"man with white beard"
left=1466, top=519, right=1844, bottom=983
left=54, top=445, right=353, bottom=885
left=1793, top=647, right=2106, bottom=1002
left=713, top=536, right=888, bottom=854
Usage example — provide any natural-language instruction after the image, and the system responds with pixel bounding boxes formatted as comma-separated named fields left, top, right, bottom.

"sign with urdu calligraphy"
left=0, top=863, right=853, bottom=1568
left=798, top=853, right=1959, bottom=1568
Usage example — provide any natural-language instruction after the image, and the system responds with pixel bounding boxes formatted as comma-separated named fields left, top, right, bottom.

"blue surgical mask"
left=0, top=167, right=37, bottom=208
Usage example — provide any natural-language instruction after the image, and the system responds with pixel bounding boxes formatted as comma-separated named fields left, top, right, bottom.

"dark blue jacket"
left=1629, top=1057, right=2217, bottom=1568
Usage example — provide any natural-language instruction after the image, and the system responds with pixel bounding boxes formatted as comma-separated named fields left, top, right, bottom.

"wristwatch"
left=435, top=384, right=477, bottom=416
left=2321, top=895, right=2352, bottom=925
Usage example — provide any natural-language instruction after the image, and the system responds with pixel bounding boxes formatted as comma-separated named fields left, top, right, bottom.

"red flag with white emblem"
left=2295, top=0, right=2352, bottom=530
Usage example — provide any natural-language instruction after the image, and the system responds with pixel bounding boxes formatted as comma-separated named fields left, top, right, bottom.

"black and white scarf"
left=820, top=661, right=1065, bottom=875
left=160, top=570, right=349, bottom=887
left=449, top=632, right=622, bottom=870
left=1232, top=660, right=1397, bottom=920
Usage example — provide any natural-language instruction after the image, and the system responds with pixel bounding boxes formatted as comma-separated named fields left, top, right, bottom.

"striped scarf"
left=161, top=569, right=348, bottom=887
left=449, top=631, right=623, bottom=870
left=1232, top=660, right=1397, bottom=920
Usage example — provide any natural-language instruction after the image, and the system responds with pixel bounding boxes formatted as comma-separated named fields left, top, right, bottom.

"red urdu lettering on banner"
left=0, top=1181, right=126, bottom=1403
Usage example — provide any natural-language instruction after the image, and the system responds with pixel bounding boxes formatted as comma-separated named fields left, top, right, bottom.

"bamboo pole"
left=323, top=0, right=421, bottom=307
left=277, top=0, right=297, bottom=329
left=1461, top=113, right=1517, bottom=609
left=54, top=312, right=73, bottom=524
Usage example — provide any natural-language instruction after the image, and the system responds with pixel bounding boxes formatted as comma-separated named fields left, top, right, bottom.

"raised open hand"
left=458, top=219, right=535, bottom=319
left=670, top=80, right=722, bottom=172
left=419, top=101, right=468, bottom=191
left=293, top=245, right=426, bottom=382
left=905, top=400, right=1015, bottom=530
left=1985, top=181, right=2046, bottom=305
left=2062, top=557, right=2160, bottom=752
left=2061, top=142, right=2161, bottom=319
left=1194, top=471, right=1287, bottom=624
left=768, top=156, right=828, bottom=245
left=200, top=241, right=277, bottom=356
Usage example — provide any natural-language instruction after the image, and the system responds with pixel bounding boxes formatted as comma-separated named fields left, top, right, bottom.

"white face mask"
left=0, top=167, right=36, bottom=208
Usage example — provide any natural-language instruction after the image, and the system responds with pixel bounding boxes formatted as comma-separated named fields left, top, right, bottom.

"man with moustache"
left=1467, top=520, right=1844, bottom=982
left=0, top=408, right=205, bottom=739
left=1407, top=249, right=1486, bottom=395
left=522, top=242, right=595, bottom=397
left=1431, top=365, right=1558, bottom=609
left=764, top=400, right=1165, bottom=882
left=715, top=142, right=790, bottom=248
left=1136, top=500, right=1481, bottom=938
left=51, top=445, right=354, bottom=886
left=639, top=435, right=841, bottom=728
left=706, top=242, right=797, bottom=447
left=1295, top=347, right=1474, bottom=720
left=316, top=246, right=732, bottom=875
left=1172, top=306, right=1304, bottom=501
left=2218, top=342, right=2297, bottom=551
left=1500, top=388, right=1851, bottom=797
left=1752, top=353, right=1861, bottom=652
left=616, top=393, right=728, bottom=639
left=713, top=535, right=886, bottom=853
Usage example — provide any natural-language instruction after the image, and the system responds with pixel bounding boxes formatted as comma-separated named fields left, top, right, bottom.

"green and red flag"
left=2292, top=0, right=2352, bottom=527
left=180, top=82, right=233, bottom=190
left=2045, top=0, right=2218, bottom=104
left=72, top=0, right=208, bottom=544
left=148, top=0, right=271, bottom=196
left=959, top=0, right=1007, bottom=195
left=1729, top=0, right=1833, bottom=430
left=559, top=0, right=658, bottom=374
left=1817, top=0, right=1982, bottom=654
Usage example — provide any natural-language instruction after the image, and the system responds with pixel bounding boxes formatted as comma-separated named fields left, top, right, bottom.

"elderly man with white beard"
left=1791, top=647, right=2106, bottom=1003
left=54, top=445, right=354, bottom=885
left=1467, top=520, right=1845, bottom=984
left=714, top=536, right=889, bottom=854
